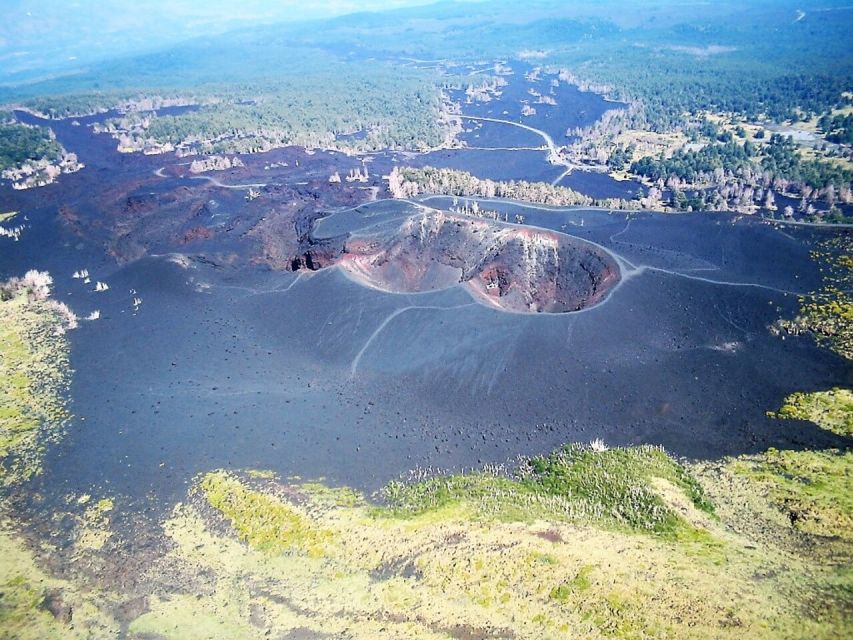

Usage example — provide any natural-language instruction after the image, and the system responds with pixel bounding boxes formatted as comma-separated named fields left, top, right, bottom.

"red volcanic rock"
left=331, top=211, right=619, bottom=314
left=179, top=226, right=214, bottom=244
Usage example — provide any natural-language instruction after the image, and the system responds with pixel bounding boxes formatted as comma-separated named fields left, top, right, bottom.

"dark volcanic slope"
left=4, top=195, right=850, bottom=517
left=335, top=211, right=619, bottom=313
left=1, top=97, right=850, bottom=521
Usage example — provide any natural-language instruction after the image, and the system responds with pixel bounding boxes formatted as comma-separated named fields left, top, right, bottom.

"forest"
left=289, top=2, right=853, bottom=135
left=389, top=166, right=642, bottom=210
left=0, top=122, right=62, bottom=171
left=819, top=112, right=853, bottom=145
left=5, top=1, right=851, bottom=136
left=21, top=69, right=449, bottom=156
left=134, top=74, right=447, bottom=154
left=1, top=1, right=850, bottom=209
left=631, top=134, right=853, bottom=194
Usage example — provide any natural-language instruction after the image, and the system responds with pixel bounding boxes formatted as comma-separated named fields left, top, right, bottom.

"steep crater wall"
left=330, top=211, right=620, bottom=314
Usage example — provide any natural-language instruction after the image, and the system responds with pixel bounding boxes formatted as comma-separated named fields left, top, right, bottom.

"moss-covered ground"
left=725, top=448, right=851, bottom=542
left=117, top=437, right=848, bottom=640
left=0, top=523, right=120, bottom=639
left=771, top=387, right=853, bottom=437
left=0, top=285, right=71, bottom=486
left=702, top=381, right=850, bottom=552
left=1, top=434, right=849, bottom=640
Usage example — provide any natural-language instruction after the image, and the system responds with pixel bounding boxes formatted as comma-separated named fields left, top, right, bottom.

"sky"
left=0, top=0, right=453, bottom=82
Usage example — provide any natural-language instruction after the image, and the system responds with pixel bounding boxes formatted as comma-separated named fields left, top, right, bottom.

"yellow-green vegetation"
left=722, top=388, right=852, bottom=546
left=0, top=276, right=72, bottom=485
left=726, top=448, right=851, bottom=543
left=0, top=523, right=119, bottom=639
left=772, top=387, right=853, bottom=437
left=0, top=440, right=849, bottom=639
left=245, top=468, right=276, bottom=479
left=774, top=237, right=853, bottom=360
left=382, top=444, right=714, bottom=539
left=696, top=382, right=851, bottom=567
left=610, top=129, right=688, bottom=168
left=0, top=273, right=100, bottom=636
left=123, top=446, right=850, bottom=640
left=759, top=234, right=853, bottom=557
left=74, top=497, right=115, bottom=552
left=199, top=470, right=331, bottom=556
left=799, top=146, right=853, bottom=173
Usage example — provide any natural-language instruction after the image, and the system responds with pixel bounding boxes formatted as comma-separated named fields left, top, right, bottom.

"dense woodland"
left=0, top=122, right=62, bottom=171
left=6, top=2, right=851, bottom=132
left=0, top=1, right=851, bottom=213
left=631, top=135, right=852, bottom=191
left=389, top=166, right=641, bottom=210
left=570, top=67, right=851, bottom=134
left=135, top=75, right=447, bottom=154
left=308, top=2, right=853, bottom=135
left=819, top=112, right=853, bottom=145
left=24, top=71, right=449, bottom=156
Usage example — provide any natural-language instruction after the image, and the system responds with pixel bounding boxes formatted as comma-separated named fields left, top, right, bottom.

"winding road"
left=188, top=175, right=268, bottom=189
left=396, top=197, right=811, bottom=299
left=460, top=115, right=603, bottom=185
left=153, top=167, right=269, bottom=190
left=460, top=115, right=563, bottom=165
left=350, top=302, right=477, bottom=377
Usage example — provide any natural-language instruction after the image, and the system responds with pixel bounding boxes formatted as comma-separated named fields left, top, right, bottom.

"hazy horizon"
left=0, top=0, right=476, bottom=82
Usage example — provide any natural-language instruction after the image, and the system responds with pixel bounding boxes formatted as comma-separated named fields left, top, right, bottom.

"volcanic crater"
left=325, top=211, right=621, bottom=313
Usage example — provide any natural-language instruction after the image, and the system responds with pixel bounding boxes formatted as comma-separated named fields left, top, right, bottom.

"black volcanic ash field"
left=0, top=75, right=849, bottom=515
left=3, top=197, right=848, bottom=512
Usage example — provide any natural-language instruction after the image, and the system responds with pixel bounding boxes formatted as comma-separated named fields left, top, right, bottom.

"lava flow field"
left=0, top=107, right=850, bottom=514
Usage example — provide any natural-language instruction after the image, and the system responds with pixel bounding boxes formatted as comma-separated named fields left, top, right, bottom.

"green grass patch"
left=0, top=287, right=71, bottom=485
left=199, top=471, right=330, bottom=556
left=551, top=565, right=595, bottom=603
left=730, top=448, right=852, bottom=541
left=771, top=388, right=853, bottom=437
left=524, top=444, right=714, bottom=533
left=549, top=583, right=573, bottom=603
left=245, top=468, right=276, bottom=479
left=379, top=473, right=534, bottom=520
left=380, top=444, right=713, bottom=538
left=296, top=482, right=362, bottom=508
